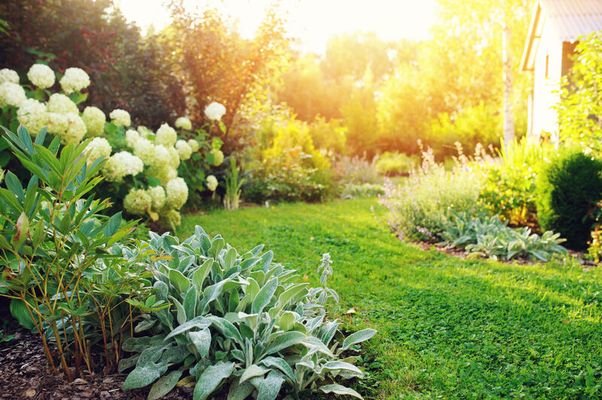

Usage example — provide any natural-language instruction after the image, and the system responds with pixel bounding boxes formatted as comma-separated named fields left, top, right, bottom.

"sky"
left=116, top=0, right=439, bottom=53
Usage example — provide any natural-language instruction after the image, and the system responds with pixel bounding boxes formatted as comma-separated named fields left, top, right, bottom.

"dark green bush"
left=536, top=150, right=602, bottom=249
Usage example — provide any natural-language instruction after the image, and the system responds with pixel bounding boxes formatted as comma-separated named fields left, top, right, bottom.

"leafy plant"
left=479, top=139, right=548, bottom=227
left=536, top=149, right=602, bottom=250
left=341, top=183, right=384, bottom=199
left=441, top=213, right=567, bottom=261
left=223, top=157, right=245, bottom=210
left=121, top=227, right=375, bottom=400
left=381, top=146, right=485, bottom=242
left=0, top=126, right=151, bottom=379
left=374, top=152, right=418, bottom=176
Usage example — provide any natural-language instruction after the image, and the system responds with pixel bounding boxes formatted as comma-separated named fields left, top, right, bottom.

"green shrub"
left=375, top=152, right=419, bottom=176
left=341, top=183, right=385, bottom=199
left=0, top=127, right=152, bottom=379
left=479, top=139, right=549, bottom=227
left=245, top=119, right=334, bottom=203
left=333, top=155, right=382, bottom=186
left=536, top=149, right=602, bottom=250
left=557, top=31, right=602, bottom=154
left=121, top=228, right=375, bottom=400
left=441, top=213, right=566, bottom=261
left=381, top=148, right=485, bottom=242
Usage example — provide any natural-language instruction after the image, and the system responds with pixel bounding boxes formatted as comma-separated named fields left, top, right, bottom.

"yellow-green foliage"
left=375, top=151, right=419, bottom=176
left=479, top=139, right=549, bottom=227
left=308, top=117, right=347, bottom=154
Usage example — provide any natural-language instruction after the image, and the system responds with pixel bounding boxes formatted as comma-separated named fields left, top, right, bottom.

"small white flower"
left=204, top=101, right=226, bottom=121
left=155, top=123, right=177, bottom=147
left=84, top=137, right=112, bottom=164
left=175, top=116, right=192, bottom=130
left=109, top=109, right=131, bottom=127
left=187, top=139, right=200, bottom=152
left=165, top=177, right=188, bottom=209
left=59, top=67, right=90, bottom=94
left=175, top=139, right=192, bottom=161
left=103, top=151, right=144, bottom=182
left=206, top=175, right=218, bottom=192
left=209, top=149, right=224, bottom=166
left=82, top=106, right=105, bottom=137
left=125, top=129, right=141, bottom=149
left=0, top=82, right=26, bottom=107
left=0, top=68, right=19, bottom=84
left=124, top=188, right=152, bottom=216
left=27, top=64, right=55, bottom=89
left=47, top=112, right=87, bottom=144
left=47, top=93, right=78, bottom=114
left=17, top=99, right=48, bottom=135
left=148, top=186, right=166, bottom=210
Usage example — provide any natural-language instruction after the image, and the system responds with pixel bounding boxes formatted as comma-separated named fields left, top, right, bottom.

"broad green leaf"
left=240, top=364, right=269, bottom=383
left=164, top=316, right=211, bottom=341
left=193, top=361, right=235, bottom=400
left=320, top=384, right=363, bottom=399
left=148, top=369, right=183, bottom=400
left=188, top=329, right=211, bottom=358
left=227, top=380, right=255, bottom=400
left=342, top=329, right=377, bottom=350
left=264, top=331, right=306, bottom=356
left=259, top=357, right=295, bottom=383
left=169, top=269, right=190, bottom=294
left=322, top=361, right=364, bottom=377
left=123, top=364, right=166, bottom=390
left=192, top=259, right=213, bottom=290
left=251, top=277, right=278, bottom=314
left=252, top=370, right=285, bottom=400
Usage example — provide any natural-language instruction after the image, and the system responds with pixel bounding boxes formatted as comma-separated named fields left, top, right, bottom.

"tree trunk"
left=502, top=18, right=515, bottom=145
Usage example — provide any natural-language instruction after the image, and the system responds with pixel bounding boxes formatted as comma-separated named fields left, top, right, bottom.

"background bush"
left=536, top=149, right=602, bottom=250
left=375, top=151, right=418, bottom=176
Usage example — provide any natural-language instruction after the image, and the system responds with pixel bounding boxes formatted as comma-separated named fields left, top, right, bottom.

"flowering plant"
left=0, top=64, right=226, bottom=228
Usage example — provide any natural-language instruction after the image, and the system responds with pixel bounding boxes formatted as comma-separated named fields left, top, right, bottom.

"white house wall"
left=531, top=15, right=563, bottom=143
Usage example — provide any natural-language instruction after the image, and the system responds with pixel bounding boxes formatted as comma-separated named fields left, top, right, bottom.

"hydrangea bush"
left=0, top=64, right=226, bottom=228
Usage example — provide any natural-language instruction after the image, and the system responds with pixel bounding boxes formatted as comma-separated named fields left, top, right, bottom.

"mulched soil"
left=0, top=329, right=193, bottom=400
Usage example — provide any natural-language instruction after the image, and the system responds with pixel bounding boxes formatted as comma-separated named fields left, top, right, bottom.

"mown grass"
left=180, top=198, right=602, bottom=399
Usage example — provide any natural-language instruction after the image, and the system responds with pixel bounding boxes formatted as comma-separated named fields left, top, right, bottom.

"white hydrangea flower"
left=47, top=93, right=78, bottom=114
left=125, top=129, right=141, bottom=149
left=109, top=109, right=131, bottom=127
left=167, top=146, right=180, bottom=168
left=209, top=149, right=224, bottom=166
left=165, top=177, right=188, bottom=209
left=48, top=112, right=86, bottom=144
left=187, top=139, right=200, bottom=152
left=27, top=64, right=55, bottom=89
left=147, top=164, right=177, bottom=186
left=124, top=188, right=152, bottom=216
left=137, top=125, right=154, bottom=138
left=155, top=123, right=177, bottom=147
left=103, top=151, right=144, bottom=182
left=206, top=175, right=218, bottom=192
left=175, top=140, right=192, bottom=161
left=84, top=137, right=112, bottom=164
left=175, top=116, right=192, bottom=130
left=82, top=106, right=105, bottom=137
left=164, top=209, right=181, bottom=228
left=0, top=68, right=19, bottom=84
left=46, top=112, right=68, bottom=135
left=17, top=99, right=48, bottom=135
left=132, top=137, right=153, bottom=163
left=59, top=67, right=90, bottom=94
left=148, top=186, right=166, bottom=210
left=152, top=145, right=171, bottom=167
left=0, top=82, right=26, bottom=107
left=204, top=101, right=226, bottom=121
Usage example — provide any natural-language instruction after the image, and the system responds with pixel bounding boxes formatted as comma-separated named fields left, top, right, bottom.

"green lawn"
left=180, top=199, right=602, bottom=399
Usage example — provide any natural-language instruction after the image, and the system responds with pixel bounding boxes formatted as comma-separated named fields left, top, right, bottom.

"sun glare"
left=116, top=0, right=438, bottom=53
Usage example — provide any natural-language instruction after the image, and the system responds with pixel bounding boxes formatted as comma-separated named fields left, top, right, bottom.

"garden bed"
left=0, top=330, right=192, bottom=400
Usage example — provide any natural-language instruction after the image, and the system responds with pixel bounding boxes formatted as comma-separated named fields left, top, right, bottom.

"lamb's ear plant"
left=224, top=157, right=245, bottom=210
left=122, top=228, right=376, bottom=400
left=0, top=126, right=152, bottom=379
